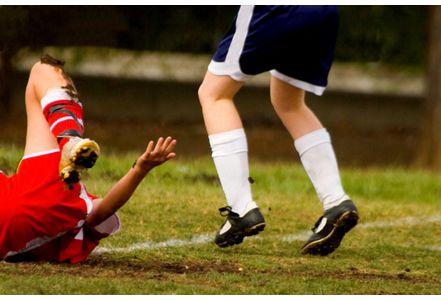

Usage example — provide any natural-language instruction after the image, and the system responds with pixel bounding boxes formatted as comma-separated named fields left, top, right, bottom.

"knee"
left=29, top=61, right=44, bottom=79
left=198, top=72, right=242, bottom=107
left=198, top=80, right=240, bottom=111
left=29, top=61, right=59, bottom=82
left=198, top=81, right=218, bottom=108
left=27, top=60, right=68, bottom=102
left=30, top=54, right=67, bottom=78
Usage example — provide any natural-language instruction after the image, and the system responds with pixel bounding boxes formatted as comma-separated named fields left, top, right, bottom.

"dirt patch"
left=1, top=257, right=437, bottom=288
left=84, top=256, right=242, bottom=275
left=0, top=257, right=243, bottom=279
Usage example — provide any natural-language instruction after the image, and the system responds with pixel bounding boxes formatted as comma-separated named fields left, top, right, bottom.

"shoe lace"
left=218, top=206, right=239, bottom=218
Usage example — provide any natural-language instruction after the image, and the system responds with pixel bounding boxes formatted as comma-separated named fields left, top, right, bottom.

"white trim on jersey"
left=79, top=183, right=94, bottom=216
left=94, top=214, right=121, bottom=236
left=74, top=228, right=85, bottom=241
left=270, top=70, right=326, bottom=96
left=208, top=5, right=254, bottom=82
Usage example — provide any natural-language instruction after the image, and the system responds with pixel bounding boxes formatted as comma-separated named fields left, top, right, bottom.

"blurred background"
left=0, top=6, right=440, bottom=168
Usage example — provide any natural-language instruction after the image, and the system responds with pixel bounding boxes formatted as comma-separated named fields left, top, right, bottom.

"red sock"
left=41, top=88, right=84, bottom=149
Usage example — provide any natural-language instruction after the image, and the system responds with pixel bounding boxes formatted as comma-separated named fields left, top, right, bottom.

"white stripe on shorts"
left=79, top=183, right=94, bottom=216
left=271, top=70, right=326, bottom=96
left=22, top=149, right=60, bottom=160
left=208, top=5, right=254, bottom=81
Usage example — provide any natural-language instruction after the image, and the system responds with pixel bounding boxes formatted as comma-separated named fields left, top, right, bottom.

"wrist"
left=131, top=163, right=150, bottom=179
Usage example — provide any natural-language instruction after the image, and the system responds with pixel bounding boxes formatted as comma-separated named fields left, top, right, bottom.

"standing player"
left=198, top=5, right=358, bottom=255
left=0, top=55, right=176, bottom=263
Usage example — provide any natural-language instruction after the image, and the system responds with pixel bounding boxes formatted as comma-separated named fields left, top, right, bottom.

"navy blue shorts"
left=208, top=5, right=339, bottom=95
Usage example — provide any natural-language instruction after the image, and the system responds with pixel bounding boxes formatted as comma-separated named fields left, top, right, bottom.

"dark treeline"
left=0, top=6, right=429, bottom=66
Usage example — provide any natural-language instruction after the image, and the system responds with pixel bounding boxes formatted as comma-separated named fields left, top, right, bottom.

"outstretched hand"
left=134, top=137, right=177, bottom=173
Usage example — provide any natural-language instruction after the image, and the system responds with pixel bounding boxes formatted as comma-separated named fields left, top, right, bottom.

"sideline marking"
left=94, top=234, right=212, bottom=254
left=93, top=215, right=441, bottom=255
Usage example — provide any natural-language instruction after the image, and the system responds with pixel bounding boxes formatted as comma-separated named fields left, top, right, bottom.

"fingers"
left=145, top=140, right=155, bottom=153
left=158, top=137, right=175, bottom=153
left=166, top=152, right=176, bottom=160
left=134, top=137, right=176, bottom=173
left=164, top=137, right=177, bottom=153
left=152, top=137, right=164, bottom=154
left=143, top=137, right=176, bottom=160
left=149, top=137, right=176, bottom=155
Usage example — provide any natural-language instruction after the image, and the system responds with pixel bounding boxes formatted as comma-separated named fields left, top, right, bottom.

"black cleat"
left=301, top=199, right=359, bottom=256
left=215, top=203, right=266, bottom=248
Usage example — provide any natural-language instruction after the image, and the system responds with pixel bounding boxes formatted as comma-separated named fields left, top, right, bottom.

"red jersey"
left=0, top=150, right=119, bottom=263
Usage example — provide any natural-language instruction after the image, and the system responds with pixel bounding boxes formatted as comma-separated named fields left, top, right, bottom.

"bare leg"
left=270, top=76, right=323, bottom=139
left=24, top=57, right=99, bottom=186
left=198, top=72, right=244, bottom=134
left=24, top=61, right=73, bottom=156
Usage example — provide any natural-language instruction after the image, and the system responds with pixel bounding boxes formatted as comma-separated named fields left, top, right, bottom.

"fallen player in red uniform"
left=0, top=55, right=176, bottom=263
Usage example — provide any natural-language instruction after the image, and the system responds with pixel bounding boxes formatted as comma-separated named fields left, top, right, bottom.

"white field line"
left=93, top=215, right=441, bottom=255
left=94, top=234, right=213, bottom=254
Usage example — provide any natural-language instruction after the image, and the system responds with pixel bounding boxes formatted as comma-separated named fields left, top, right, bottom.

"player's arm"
left=85, top=136, right=177, bottom=227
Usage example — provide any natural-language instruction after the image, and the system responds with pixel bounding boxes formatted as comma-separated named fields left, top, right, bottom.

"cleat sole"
left=216, top=222, right=266, bottom=248
left=59, top=138, right=100, bottom=185
left=301, top=210, right=359, bottom=256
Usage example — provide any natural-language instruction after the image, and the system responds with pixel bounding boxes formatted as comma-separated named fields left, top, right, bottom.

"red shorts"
left=0, top=150, right=119, bottom=263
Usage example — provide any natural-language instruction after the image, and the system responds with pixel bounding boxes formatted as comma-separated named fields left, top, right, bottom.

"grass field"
left=1, top=143, right=441, bottom=295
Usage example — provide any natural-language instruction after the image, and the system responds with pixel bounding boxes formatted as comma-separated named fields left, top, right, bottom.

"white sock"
left=294, top=128, right=350, bottom=211
left=209, top=128, right=256, bottom=216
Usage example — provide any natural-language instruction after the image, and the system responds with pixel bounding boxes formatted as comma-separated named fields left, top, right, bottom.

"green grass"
left=1, top=143, right=441, bottom=294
